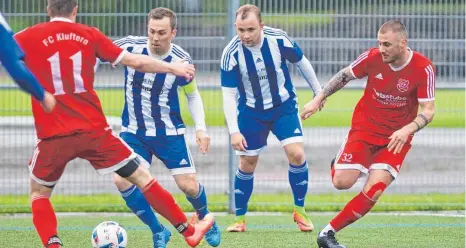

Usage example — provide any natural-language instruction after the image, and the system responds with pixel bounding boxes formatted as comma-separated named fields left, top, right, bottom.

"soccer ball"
left=91, top=221, right=128, bottom=248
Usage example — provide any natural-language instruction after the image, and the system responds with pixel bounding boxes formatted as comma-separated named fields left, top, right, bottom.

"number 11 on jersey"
left=47, top=51, right=86, bottom=95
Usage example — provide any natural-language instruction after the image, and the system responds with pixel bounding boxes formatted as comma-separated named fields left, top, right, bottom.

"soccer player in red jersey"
left=14, top=1, right=213, bottom=247
left=301, top=20, right=435, bottom=248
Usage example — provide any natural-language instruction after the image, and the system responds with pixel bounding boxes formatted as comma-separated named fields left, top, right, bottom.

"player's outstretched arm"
left=120, top=52, right=195, bottom=81
left=301, top=66, right=355, bottom=120
left=388, top=100, right=435, bottom=154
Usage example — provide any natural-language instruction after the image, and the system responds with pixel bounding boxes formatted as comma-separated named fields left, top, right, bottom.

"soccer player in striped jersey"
left=301, top=20, right=436, bottom=248
left=111, top=8, right=220, bottom=248
left=221, top=4, right=323, bottom=232
left=0, top=12, right=56, bottom=112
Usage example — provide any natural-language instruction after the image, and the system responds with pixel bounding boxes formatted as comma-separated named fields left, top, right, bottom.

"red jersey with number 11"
left=14, top=18, right=126, bottom=139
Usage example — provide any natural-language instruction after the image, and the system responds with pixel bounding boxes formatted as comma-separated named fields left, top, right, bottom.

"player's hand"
left=231, top=132, right=247, bottom=152
left=196, top=130, right=210, bottom=154
left=388, top=127, right=411, bottom=154
left=301, top=96, right=324, bottom=120
left=40, top=91, right=56, bottom=113
left=170, top=60, right=195, bottom=82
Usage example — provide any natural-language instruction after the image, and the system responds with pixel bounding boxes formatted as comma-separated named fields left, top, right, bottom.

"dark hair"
left=236, top=4, right=262, bottom=22
left=48, top=0, right=77, bottom=17
left=148, top=7, right=177, bottom=30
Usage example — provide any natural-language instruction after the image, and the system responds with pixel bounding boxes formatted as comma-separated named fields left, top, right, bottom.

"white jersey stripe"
left=350, top=51, right=369, bottom=68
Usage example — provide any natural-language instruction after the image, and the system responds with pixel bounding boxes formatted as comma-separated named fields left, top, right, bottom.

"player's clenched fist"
left=40, top=91, right=56, bottom=113
left=230, top=132, right=248, bottom=152
left=170, top=61, right=195, bottom=82
left=196, top=130, right=211, bottom=154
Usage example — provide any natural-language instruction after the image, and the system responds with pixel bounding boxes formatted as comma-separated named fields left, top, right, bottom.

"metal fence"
left=0, top=0, right=464, bottom=212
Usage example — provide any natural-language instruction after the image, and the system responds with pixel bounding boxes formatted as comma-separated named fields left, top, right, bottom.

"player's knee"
left=175, top=174, right=198, bottom=197
left=29, top=178, right=53, bottom=198
left=332, top=175, right=357, bottom=190
left=239, top=156, right=258, bottom=172
left=287, top=149, right=306, bottom=165
left=363, top=182, right=387, bottom=201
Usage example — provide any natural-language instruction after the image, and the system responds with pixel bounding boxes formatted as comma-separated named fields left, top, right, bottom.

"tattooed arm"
left=320, top=66, right=356, bottom=100
left=300, top=66, right=356, bottom=120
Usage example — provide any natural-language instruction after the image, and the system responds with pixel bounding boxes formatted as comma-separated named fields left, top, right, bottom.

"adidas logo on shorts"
left=294, top=128, right=301, bottom=134
left=179, top=159, right=188, bottom=165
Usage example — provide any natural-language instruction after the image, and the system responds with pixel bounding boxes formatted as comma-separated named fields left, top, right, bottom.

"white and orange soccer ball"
left=91, top=221, right=128, bottom=248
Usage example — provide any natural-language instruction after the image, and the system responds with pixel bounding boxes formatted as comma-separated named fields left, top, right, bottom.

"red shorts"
left=334, top=129, right=412, bottom=178
left=29, top=127, right=135, bottom=186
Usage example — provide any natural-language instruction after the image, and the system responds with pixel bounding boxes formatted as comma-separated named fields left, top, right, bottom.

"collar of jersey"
left=389, top=47, right=413, bottom=71
left=50, top=17, right=73, bottom=23
left=147, top=41, right=173, bottom=60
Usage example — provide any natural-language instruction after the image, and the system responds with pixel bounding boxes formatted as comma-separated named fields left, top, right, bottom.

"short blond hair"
left=236, top=4, right=262, bottom=22
left=379, top=20, right=408, bottom=38
left=148, top=7, right=177, bottom=30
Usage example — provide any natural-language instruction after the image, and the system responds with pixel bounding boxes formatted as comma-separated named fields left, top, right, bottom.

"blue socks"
left=120, top=185, right=163, bottom=234
left=288, top=161, right=309, bottom=207
left=234, top=169, right=254, bottom=216
left=186, top=183, right=210, bottom=219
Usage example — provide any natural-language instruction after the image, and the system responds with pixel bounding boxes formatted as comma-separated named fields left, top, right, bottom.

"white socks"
left=319, top=224, right=336, bottom=237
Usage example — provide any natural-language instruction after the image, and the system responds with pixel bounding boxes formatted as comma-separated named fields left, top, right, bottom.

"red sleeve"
left=91, top=27, right=126, bottom=66
left=349, top=48, right=379, bottom=79
left=417, top=62, right=436, bottom=102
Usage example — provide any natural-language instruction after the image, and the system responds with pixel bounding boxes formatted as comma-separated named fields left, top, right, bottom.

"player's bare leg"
left=226, top=155, right=259, bottom=232
left=283, top=142, right=314, bottom=232
left=174, top=173, right=221, bottom=247
left=30, top=179, right=63, bottom=248
left=122, top=160, right=213, bottom=247
left=317, top=170, right=393, bottom=248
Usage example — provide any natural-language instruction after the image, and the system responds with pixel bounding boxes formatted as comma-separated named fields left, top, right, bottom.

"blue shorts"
left=237, top=99, right=303, bottom=156
left=119, top=132, right=195, bottom=175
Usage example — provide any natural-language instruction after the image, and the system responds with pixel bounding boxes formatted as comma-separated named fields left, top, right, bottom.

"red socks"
left=141, top=179, right=194, bottom=237
left=31, top=196, right=58, bottom=247
left=330, top=192, right=376, bottom=231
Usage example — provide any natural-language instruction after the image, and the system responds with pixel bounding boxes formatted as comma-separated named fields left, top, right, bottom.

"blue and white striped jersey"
left=114, top=36, right=193, bottom=136
left=220, top=26, right=304, bottom=110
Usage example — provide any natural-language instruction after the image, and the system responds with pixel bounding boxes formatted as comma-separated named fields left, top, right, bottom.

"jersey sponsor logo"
left=375, top=73, right=383, bottom=80
left=372, top=88, right=408, bottom=107
left=397, top=78, right=409, bottom=92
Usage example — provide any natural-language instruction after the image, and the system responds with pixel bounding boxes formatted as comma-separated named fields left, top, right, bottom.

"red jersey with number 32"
left=349, top=48, right=435, bottom=138
left=14, top=18, right=125, bottom=139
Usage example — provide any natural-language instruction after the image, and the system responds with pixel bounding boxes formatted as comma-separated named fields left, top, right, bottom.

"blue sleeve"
left=278, top=39, right=304, bottom=64
left=221, top=67, right=239, bottom=88
left=0, top=25, right=45, bottom=101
